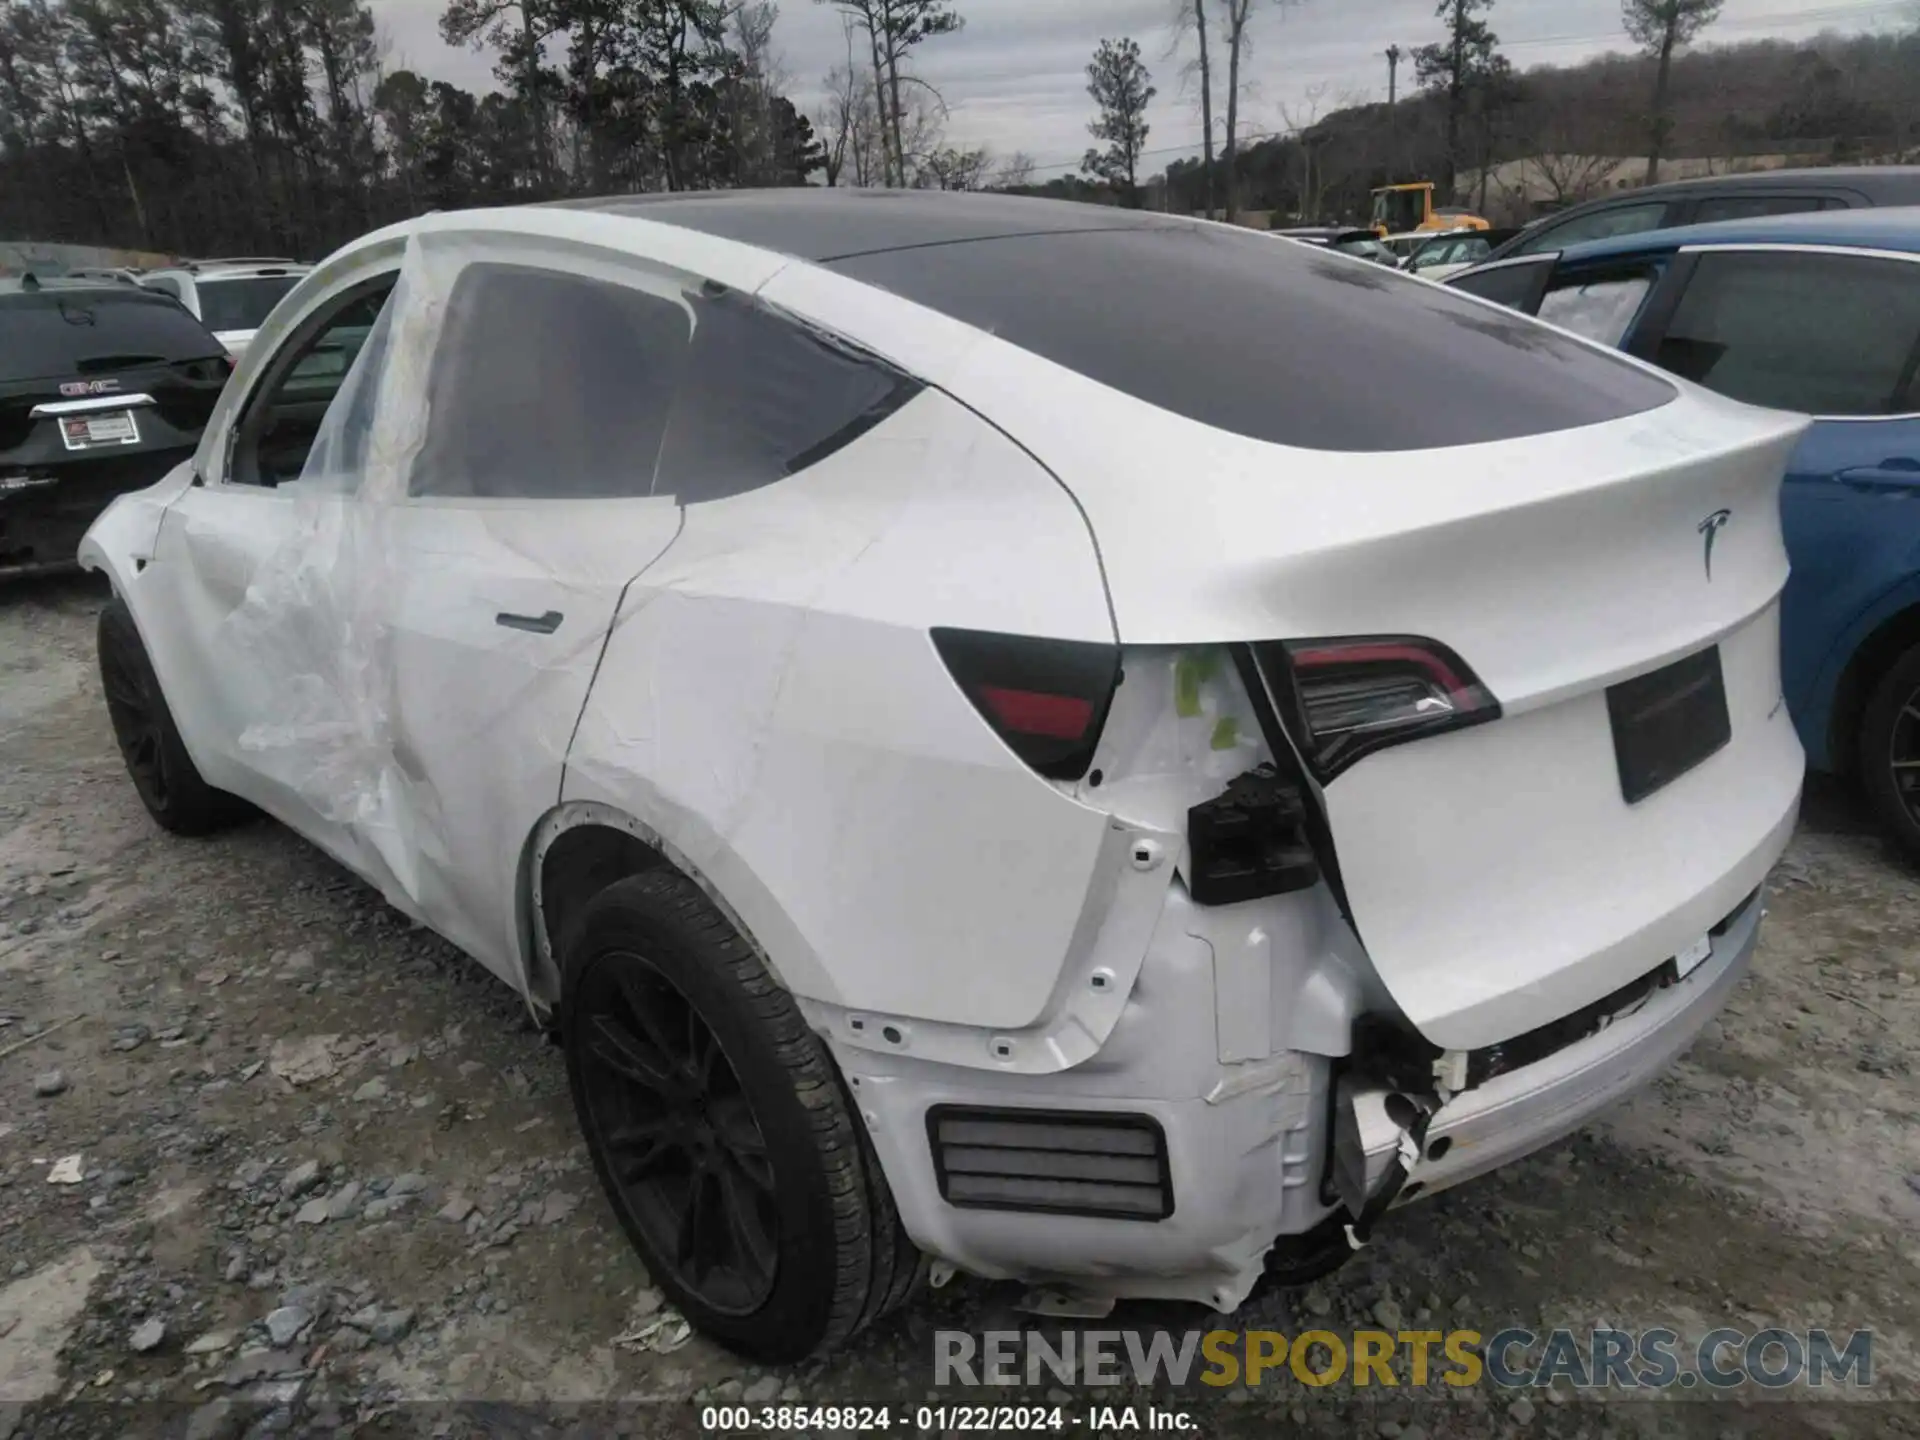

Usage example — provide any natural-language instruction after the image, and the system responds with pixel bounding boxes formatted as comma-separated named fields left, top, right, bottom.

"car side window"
left=1448, top=258, right=1552, bottom=312
left=408, top=262, right=923, bottom=504
left=1652, top=250, right=1920, bottom=416
left=1514, top=202, right=1671, bottom=256
left=1688, top=194, right=1834, bottom=225
left=229, top=274, right=397, bottom=488
left=410, top=262, right=690, bottom=499
left=1536, top=269, right=1656, bottom=347
left=654, top=286, right=922, bottom=505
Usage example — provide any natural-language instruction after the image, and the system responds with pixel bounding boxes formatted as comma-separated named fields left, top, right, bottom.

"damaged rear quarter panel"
left=562, top=387, right=1134, bottom=1034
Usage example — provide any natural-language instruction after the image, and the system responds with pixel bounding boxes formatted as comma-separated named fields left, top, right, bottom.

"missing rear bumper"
left=1335, top=884, right=1764, bottom=1213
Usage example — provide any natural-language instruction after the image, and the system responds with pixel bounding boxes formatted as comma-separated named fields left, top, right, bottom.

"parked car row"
left=1481, top=163, right=1920, bottom=264
left=1, top=257, right=310, bottom=578
left=1278, top=222, right=1520, bottom=279
left=76, top=189, right=1807, bottom=1361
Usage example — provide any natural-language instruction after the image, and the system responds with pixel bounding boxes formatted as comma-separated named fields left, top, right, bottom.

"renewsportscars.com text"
left=935, top=1327, right=1874, bottom=1391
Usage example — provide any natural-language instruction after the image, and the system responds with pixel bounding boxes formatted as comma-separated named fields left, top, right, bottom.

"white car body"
left=138, top=260, right=311, bottom=359
left=81, top=193, right=1805, bottom=1324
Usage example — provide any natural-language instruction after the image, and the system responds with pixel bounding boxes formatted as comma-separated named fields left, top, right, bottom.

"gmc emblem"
left=58, top=378, right=122, bottom=397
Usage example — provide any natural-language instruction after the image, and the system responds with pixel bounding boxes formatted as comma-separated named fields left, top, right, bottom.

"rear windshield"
left=830, top=225, right=1675, bottom=451
left=196, top=274, right=302, bottom=332
left=0, top=289, right=225, bottom=382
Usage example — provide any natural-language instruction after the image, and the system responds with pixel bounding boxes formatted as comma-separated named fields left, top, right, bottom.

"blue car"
left=1449, top=207, right=1920, bottom=858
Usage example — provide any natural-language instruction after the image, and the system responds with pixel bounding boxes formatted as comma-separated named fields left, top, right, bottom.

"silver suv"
left=139, top=259, right=311, bottom=359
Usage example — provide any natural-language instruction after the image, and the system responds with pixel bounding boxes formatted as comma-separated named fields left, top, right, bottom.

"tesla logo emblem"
left=1697, top=509, right=1731, bottom=580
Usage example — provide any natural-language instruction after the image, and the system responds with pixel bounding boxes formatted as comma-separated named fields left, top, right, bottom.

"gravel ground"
left=2, top=573, right=1918, bottom=1439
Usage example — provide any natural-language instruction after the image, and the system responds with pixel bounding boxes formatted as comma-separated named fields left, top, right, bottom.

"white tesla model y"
left=80, top=191, right=1806, bottom=1361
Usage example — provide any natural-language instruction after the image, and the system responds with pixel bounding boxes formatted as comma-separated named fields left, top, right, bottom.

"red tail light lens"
left=931, top=628, right=1120, bottom=780
left=1261, top=635, right=1500, bottom=782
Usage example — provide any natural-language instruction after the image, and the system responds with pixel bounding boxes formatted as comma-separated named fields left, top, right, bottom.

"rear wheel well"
left=1829, top=603, right=1920, bottom=777
left=536, top=823, right=663, bottom=995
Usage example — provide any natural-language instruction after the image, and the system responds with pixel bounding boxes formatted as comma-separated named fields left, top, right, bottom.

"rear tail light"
left=931, top=628, right=1120, bottom=780
left=1258, top=636, right=1500, bottom=783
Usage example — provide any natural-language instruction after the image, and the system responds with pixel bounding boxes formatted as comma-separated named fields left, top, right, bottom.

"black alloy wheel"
left=573, top=952, right=779, bottom=1314
left=97, top=597, right=251, bottom=835
left=559, top=869, right=922, bottom=1361
left=100, top=618, right=172, bottom=814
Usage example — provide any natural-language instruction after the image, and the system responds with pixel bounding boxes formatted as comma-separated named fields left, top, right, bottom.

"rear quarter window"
left=656, top=285, right=922, bottom=504
left=0, top=290, right=225, bottom=382
left=831, top=225, right=1672, bottom=451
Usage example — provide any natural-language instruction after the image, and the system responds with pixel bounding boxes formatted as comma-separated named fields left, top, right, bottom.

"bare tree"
left=1623, top=0, right=1723, bottom=184
left=894, top=80, right=949, bottom=182
left=1219, top=0, right=1304, bottom=224
left=1165, top=0, right=1216, bottom=215
left=992, top=148, right=1034, bottom=188
left=726, top=1, right=786, bottom=184
left=1525, top=148, right=1622, bottom=206
left=919, top=143, right=990, bottom=189
left=814, top=0, right=963, bottom=187
left=818, top=13, right=884, bottom=184
left=1276, top=80, right=1331, bottom=220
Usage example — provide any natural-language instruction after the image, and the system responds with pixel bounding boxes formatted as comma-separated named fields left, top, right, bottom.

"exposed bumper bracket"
left=1331, top=1074, right=1436, bottom=1249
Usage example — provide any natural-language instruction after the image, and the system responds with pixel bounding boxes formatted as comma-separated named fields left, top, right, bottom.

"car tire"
left=1859, top=643, right=1920, bottom=865
left=97, top=598, right=253, bottom=836
left=560, top=869, right=920, bottom=1362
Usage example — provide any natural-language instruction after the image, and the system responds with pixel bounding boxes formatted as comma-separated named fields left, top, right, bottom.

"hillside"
left=1019, top=26, right=1920, bottom=225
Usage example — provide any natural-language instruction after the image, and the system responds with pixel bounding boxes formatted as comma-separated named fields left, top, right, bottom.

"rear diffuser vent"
left=926, top=1106, right=1173, bottom=1221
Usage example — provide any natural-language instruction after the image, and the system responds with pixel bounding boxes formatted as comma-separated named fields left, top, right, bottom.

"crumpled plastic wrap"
left=218, top=240, right=447, bottom=898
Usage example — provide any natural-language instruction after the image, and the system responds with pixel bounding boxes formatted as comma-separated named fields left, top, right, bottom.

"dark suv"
left=1, top=278, right=230, bottom=576
left=1486, top=165, right=1920, bottom=265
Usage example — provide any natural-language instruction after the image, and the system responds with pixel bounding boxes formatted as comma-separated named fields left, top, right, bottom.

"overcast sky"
left=367, top=0, right=1912, bottom=177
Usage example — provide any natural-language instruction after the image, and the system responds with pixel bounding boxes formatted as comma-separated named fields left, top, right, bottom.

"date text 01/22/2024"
left=698, top=1406, right=1199, bottom=1432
